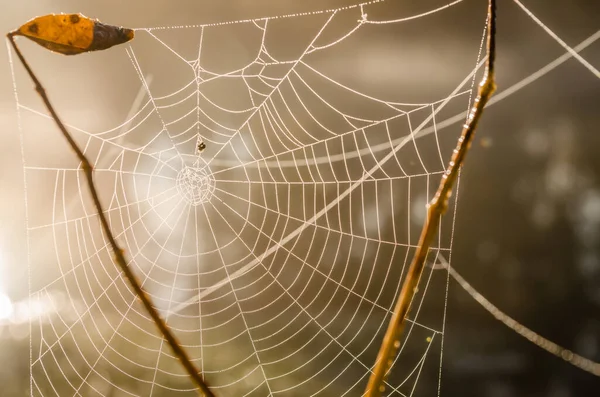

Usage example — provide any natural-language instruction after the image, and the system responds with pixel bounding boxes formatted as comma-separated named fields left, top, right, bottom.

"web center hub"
left=176, top=166, right=215, bottom=206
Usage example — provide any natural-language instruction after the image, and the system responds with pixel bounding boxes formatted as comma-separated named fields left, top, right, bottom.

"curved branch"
left=364, top=0, right=497, bottom=395
left=7, top=31, right=214, bottom=397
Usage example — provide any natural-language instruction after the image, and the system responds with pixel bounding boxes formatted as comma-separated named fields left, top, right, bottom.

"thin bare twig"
left=364, top=0, right=497, bottom=395
left=437, top=255, right=600, bottom=377
left=7, top=32, right=214, bottom=397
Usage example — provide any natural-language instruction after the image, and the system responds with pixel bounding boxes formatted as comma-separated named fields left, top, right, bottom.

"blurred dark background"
left=0, top=1, right=599, bottom=396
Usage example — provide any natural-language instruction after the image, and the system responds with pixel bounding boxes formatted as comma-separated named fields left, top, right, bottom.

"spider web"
left=6, top=0, right=599, bottom=396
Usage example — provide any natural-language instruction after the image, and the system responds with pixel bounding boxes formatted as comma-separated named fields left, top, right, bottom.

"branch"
left=7, top=32, right=214, bottom=397
left=438, top=255, right=600, bottom=377
left=364, top=0, right=497, bottom=395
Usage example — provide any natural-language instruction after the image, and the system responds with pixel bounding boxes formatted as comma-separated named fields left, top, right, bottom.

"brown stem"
left=7, top=32, right=214, bottom=397
left=364, top=1, right=497, bottom=395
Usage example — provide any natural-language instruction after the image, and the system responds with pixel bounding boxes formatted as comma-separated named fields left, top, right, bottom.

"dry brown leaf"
left=16, top=13, right=134, bottom=55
